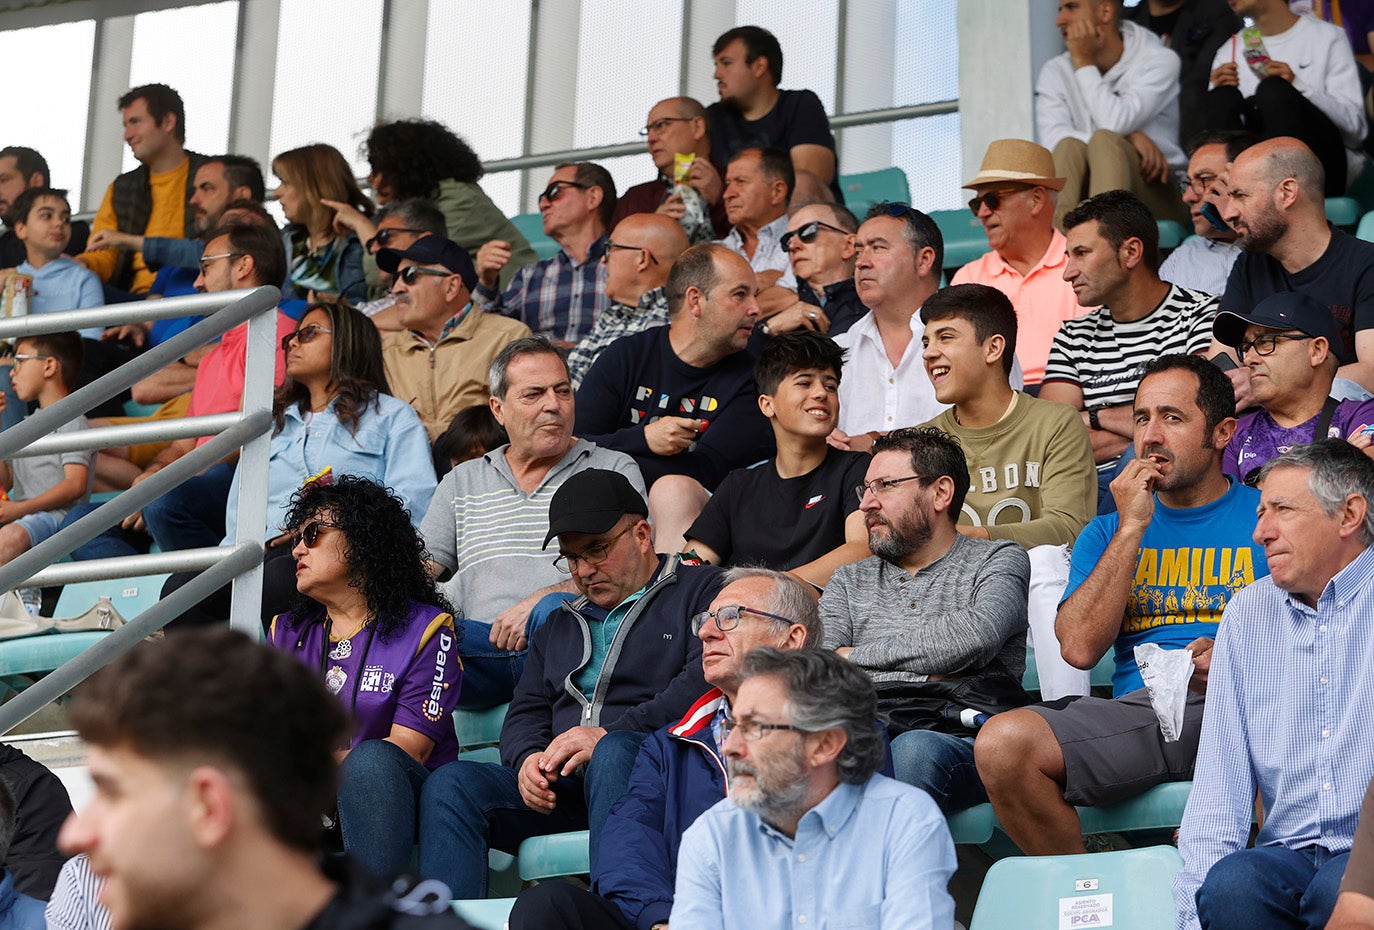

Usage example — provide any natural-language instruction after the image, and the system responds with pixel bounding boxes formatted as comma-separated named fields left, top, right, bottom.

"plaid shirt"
left=566, top=286, right=670, bottom=388
left=472, top=234, right=609, bottom=343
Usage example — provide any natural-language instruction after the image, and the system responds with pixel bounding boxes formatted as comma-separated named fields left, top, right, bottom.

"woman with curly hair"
left=267, top=475, right=462, bottom=878
left=272, top=143, right=372, bottom=303
left=332, top=119, right=537, bottom=292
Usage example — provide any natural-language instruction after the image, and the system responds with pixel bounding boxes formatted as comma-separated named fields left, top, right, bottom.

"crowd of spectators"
left=6, top=6, right=1374, bottom=929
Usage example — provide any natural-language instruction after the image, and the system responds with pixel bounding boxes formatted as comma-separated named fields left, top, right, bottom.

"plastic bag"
left=1134, top=643, right=1194, bottom=742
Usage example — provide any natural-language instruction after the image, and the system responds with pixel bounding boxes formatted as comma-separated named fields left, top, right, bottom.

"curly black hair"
left=277, top=475, right=453, bottom=642
left=362, top=119, right=485, bottom=200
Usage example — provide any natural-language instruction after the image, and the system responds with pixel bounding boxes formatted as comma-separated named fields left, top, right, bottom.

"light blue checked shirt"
left=1173, top=544, right=1374, bottom=930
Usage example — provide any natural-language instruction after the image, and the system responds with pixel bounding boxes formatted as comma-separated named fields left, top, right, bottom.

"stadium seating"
left=511, top=213, right=559, bottom=261
left=454, top=702, right=509, bottom=751
left=451, top=897, right=517, bottom=930
left=518, top=829, right=592, bottom=882
left=1357, top=210, right=1374, bottom=243
left=839, top=167, right=912, bottom=218
left=1156, top=220, right=1186, bottom=251
left=930, top=209, right=990, bottom=272
left=1327, top=197, right=1361, bottom=230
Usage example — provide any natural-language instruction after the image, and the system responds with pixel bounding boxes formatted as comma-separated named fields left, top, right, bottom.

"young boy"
left=0, top=332, right=93, bottom=565
left=10, top=188, right=103, bottom=337
left=916, top=283, right=1096, bottom=699
left=685, top=330, right=871, bottom=589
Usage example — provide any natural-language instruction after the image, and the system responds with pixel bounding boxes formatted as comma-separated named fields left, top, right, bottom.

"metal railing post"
left=228, top=301, right=277, bottom=635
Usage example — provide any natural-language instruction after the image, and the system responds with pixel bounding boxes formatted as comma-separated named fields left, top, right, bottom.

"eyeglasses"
left=780, top=220, right=848, bottom=251
left=198, top=251, right=244, bottom=274
left=724, top=715, right=806, bottom=741
left=397, top=265, right=453, bottom=286
left=291, top=519, right=345, bottom=548
left=281, top=323, right=332, bottom=352
left=539, top=180, right=589, bottom=203
left=1239, top=332, right=1314, bottom=357
left=967, top=187, right=1029, bottom=216
left=1178, top=172, right=1220, bottom=197
left=854, top=474, right=929, bottom=503
left=10, top=353, right=50, bottom=366
left=603, top=241, right=658, bottom=264
left=689, top=604, right=795, bottom=635
left=553, top=525, right=634, bottom=573
left=639, top=117, right=693, bottom=137
left=365, top=226, right=427, bottom=251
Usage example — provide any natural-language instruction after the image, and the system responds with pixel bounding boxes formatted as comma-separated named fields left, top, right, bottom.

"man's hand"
left=1065, top=18, right=1105, bottom=69
left=1210, top=61, right=1240, bottom=89
left=763, top=303, right=830, bottom=335
left=87, top=229, right=142, bottom=252
left=517, top=752, right=558, bottom=814
left=120, top=466, right=160, bottom=533
left=756, top=269, right=784, bottom=289
left=834, top=646, right=854, bottom=659
left=686, top=158, right=724, bottom=205
left=539, top=725, right=607, bottom=777
left=476, top=240, right=512, bottom=290
left=1224, top=364, right=1254, bottom=412
left=1109, top=457, right=1161, bottom=534
left=1126, top=131, right=1169, bottom=185
left=1186, top=637, right=1214, bottom=695
left=489, top=590, right=544, bottom=651
left=1264, top=60, right=1296, bottom=83
left=656, top=192, right=687, bottom=220
left=321, top=198, right=376, bottom=239
left=644, top=416, right=704, bottom=456
left=827, top=428, right=875, bottom=453
left=102, top=322, right=152, bottom=348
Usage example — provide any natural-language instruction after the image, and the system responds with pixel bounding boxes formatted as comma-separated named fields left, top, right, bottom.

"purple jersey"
left=269, top=601, right=462, bottom=769
left=1225, top=398, right=1374, bottom=481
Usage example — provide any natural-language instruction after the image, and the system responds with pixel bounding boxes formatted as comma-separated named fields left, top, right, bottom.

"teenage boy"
left=918, top=284, right=1097, bottom=699
left=0, top=332, right=93, bottom=565
left=11, top=188, right=103, bottom=337
left=685, top=330, right=870, bottom=590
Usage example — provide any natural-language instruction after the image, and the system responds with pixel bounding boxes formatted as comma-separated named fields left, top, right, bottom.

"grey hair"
left=1256, top=438, right=1374, bottom=544
left=375, top=197, right=447, bottom=238
left=740, top=647, right=885, bottom=785
left=720, top=565, right=824, bottom=646
left=488, top=335, right=568, bottom=399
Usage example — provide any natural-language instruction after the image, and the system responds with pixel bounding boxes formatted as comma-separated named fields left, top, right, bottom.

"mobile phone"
left=1210, top=353, right=1239, bottom=372
left=1200, top=202, right=1231, bottom=234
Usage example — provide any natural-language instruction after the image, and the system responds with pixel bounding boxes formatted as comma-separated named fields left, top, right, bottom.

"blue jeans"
left=337, top=739, right=431, bottom=879
left=418, top=759, right=588, bottom=898
left=142, top=461, right=235, bottom=552
left=61, top=500, right=149, bottom=561
left=1196, top=845, right=1349, bottom=930
left=890, top=730, right=987, bottom=813
left=455, top=592, right=572, bottom=710
left=585, top=729, right=649, bottom=874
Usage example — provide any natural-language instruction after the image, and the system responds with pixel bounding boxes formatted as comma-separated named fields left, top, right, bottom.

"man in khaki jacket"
left=379, top=236, right=531, bottom=439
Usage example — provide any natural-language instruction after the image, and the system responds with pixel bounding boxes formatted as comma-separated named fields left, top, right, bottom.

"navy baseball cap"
left=543, top=469, right=648, bottom=548
left=1212, top=291, right=1344, bottom=350
left=377, top=236, right=478, bottom=291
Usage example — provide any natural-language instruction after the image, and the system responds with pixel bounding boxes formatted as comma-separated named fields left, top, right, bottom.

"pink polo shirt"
left=185, top=310, right=296, bottom=445
left=951, top=229, right=1096, bottom=385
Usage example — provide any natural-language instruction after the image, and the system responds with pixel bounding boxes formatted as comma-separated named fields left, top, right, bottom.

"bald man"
left=1221, top=137, right=1374, bottom=397
left=612, top=96, right=730, bottom=244
left=566, top=213, right=691, bottom=387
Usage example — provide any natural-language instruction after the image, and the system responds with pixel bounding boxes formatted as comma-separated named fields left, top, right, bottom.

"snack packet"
left=1134, top=643, right=1194, bottom=742
left=1241, top=26, right=1271, bottom=79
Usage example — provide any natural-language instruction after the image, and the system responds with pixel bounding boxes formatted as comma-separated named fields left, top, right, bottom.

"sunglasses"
left=604, top=241, right=658, bottom=264
left=397, top=265, right=453, bottom=286
left=780, top=220, right=848, bottom=251
left=365, top=226, right=427, bottom=251
left=292, top=519, right=344, bottom=548
left=539, top=180, right=588, bottom=203
left=281, top=323, right=332, bottom=352
left=967, top=187, right=1028, bottom=216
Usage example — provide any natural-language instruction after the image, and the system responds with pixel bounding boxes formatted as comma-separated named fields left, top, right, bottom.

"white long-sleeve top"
left=1210, top=14, right=1368, bottom=183
left=1036, top=19, right=1186, bottom=171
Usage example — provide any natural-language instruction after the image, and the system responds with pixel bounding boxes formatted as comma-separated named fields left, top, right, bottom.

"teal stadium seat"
left=1327, top=196, right=1360, bottom=230
left=1357, top=211, right=1374, bottom=243
left=518, top=830, right=591, bottom=882
left=0, top=632, right=112, bottom=679
left=969, top=845, right=1183, bottom=930
left=454, top=703, right=508, bottom=751
left=838, top=167, right=911, bottom=219
left=510, top=213, right=559, bottom=261
left=1156, top=220, right=1186, bottom=252
left=451, top=898, right=516, bottom=930
left=930, top=209, right=989, bottom=273
left=51, top=573, right=170, bottom=622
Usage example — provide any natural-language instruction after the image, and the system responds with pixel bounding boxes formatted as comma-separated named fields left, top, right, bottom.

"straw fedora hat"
left=964, top=139, right=1066, bottom=191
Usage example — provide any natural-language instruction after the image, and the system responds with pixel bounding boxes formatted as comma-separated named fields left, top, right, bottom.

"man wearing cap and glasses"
left=1213, top=291, right=1374, bottom=483
left=416, top=468, right=721, bottom=900
left=377, top=235, right=530, bottom=440
left=472, top=163, right=615, bottom=346
left=952, top=139, right=1095, bottom=390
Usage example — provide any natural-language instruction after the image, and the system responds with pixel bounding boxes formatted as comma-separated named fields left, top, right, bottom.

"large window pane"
left=573, top=0, right=683, bottom=149
left=893, top=0, right=959, bottom=107
left=732, top=0, right=840, bottom=112
left=124, top=2, right=240, bottom=175
left=894, top=112, right=963, bottom=212
left=0, top=21, right=95, bottom=210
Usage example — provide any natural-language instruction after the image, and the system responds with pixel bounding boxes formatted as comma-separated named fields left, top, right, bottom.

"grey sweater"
left=820, top=534, right=1030, bottom=684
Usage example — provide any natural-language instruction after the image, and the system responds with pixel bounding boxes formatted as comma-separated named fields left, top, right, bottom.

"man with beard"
left=670, top=647, right=955, bottom=930
left=975, top=354, right=1269, bottom=856
left=819, top=425, right=1030, bottom=811
left=1220, top=137, right=1374, bottom=398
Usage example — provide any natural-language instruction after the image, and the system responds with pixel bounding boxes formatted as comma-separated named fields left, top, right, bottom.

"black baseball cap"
left=376, top=236, right=478, bottom=291
left=543, top=469, right=648, bottom=548
left=1213, top=291, right=1344, bottom=350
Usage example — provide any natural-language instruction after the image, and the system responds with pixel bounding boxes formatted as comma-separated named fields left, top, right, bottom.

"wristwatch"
left=759, top=320, right=772, bottom=336
left=1088, top=407, right=1102, bottom=432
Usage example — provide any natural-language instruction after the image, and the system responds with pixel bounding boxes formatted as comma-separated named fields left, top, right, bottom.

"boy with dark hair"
left=0, top=147, right=89, bottom=267
left=685, top=329, right=870, bottom=589
left=0, top=331, right=93, bottom=569
left=918, top=283, right=1096, bottom=698
left=10, top=188, right=103, bottom=337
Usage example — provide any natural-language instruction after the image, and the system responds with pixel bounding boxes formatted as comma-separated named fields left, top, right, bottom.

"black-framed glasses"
left=855, top=474, right=929, bottom=503
left=1178, top=172, right=1220, bottom=197
left=690, top=604, right=795, bottom=635
left=967, top=187, right=1029, bottom=216
left=604, top=241, right=659, bottom=264
left=292, top=519, right=345, bottom=548
left=639, top=117, right=693, bottom=137
left=724, top=715, right=806, bottom=741
left=398, top=265, right=453, bottom=286
left=539, top=180, right=589, bottom=203
left=281, top=323, right=332, bottom=352
left=1239, top=333, right=1314, bottom=357
left=198, top=251, right=244, bottom=274
left=780, top=220, right=848, bottom=251
left=553, top=525, right=634, bottom=573
left=366, top=226, right=427, bottom=251
left=10, top=353, right=50, bottom=366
